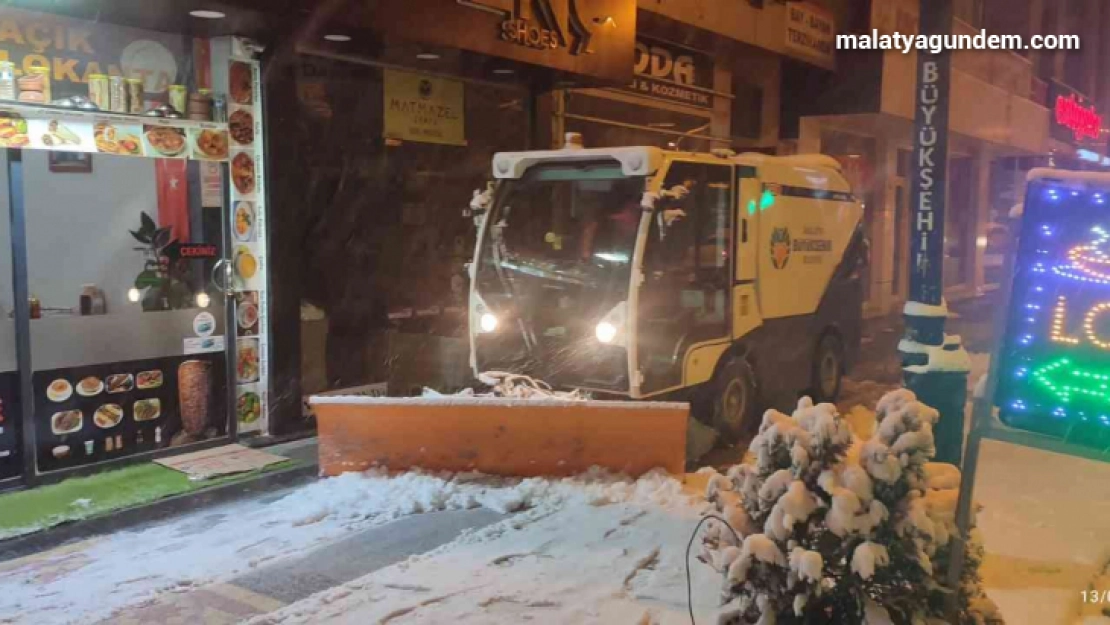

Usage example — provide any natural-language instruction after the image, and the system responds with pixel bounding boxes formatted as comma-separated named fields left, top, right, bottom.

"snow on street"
left=0, top=468, right=723, bottom=625
left=1, top=411, right=1108, bottom=625
left=243, top=470, right=721, bottom=625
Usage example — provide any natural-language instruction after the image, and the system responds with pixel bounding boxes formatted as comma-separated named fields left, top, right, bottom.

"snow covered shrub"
left=700, top=390, right=1001, bottom=625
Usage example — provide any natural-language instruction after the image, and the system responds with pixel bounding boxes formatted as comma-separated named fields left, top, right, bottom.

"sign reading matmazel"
left=383, top=69, right=465, bottom=146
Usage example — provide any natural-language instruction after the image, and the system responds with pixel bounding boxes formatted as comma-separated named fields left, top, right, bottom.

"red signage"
left=1055, top=94, right=1102, bottom=142
left=178, top=244, right=218, bottom=259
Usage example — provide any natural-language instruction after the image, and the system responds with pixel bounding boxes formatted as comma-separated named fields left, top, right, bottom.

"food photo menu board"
left=229, top=40, right=268, bottom=435
left=32, top=354, right=227, bottom=472
left=0, top=373, right=22, bottom=481
left=0, top=106, right=229, bottom=162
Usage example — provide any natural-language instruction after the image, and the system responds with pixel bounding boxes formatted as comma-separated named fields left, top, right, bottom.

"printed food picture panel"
left=229, top=47, right=268, bottom=435
left=0, top=372, right=23, bottom=481
left=28, top=116, right=96, bottom=152
left=143, top=124, right=188, bottom=159
left=996, top=178, right=1110, bottom=450
left=189, top=127, right=230, bottom=161
left=0, top=106, right=229, bottom=162
left=33, top=354, right=227, bottom=472
left=93, top=121, right=144, bottom=156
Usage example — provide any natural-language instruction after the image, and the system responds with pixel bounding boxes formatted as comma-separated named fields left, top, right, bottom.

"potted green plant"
left=130, top=212, right=193, bottom=311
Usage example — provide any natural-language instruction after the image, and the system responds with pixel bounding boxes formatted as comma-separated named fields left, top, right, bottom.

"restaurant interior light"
left=324, top=34, right=352, bottom=42
left=127, top=288, right=141, bottom=303
left=189, top=10, right=226, bottom=19
left=196, top=292, right=211, bottom=308
left=416, top=52, right=441, bottom=60
left=493, top=68, right=515, bottom=75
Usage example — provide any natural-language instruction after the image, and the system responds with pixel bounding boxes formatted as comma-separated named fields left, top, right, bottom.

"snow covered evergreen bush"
left=699, top=389, right=1002, bottom=625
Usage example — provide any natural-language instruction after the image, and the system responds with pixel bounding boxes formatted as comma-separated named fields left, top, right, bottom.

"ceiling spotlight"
left=189, top=10, right=226, bottom=19
left=416, top=52, right=441, bottom=60
left=324, top=34, right=351, bottom=42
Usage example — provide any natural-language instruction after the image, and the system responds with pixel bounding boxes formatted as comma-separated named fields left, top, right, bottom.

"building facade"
left=791, top=0, right=1110, bottom=317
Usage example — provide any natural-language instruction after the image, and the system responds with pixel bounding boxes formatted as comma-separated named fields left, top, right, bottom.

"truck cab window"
left=638, top=161, right=733, bottom=393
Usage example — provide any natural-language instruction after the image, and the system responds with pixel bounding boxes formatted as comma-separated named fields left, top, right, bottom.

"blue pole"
left=901, top=0, right=969, bottom=467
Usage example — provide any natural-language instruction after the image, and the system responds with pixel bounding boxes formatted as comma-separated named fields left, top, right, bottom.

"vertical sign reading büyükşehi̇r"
left=908, top=6, right=952, bottom=312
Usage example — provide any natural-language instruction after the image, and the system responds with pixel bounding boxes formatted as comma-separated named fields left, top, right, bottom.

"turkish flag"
left=155, top=159, right=190, bottom=243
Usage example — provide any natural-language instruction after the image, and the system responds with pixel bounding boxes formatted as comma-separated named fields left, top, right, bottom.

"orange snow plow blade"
left=312, top=397, right=688, bottom=478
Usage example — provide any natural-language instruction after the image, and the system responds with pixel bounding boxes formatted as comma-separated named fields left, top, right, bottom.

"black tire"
left=710, top=357, right=758, bottom=442
left=811, top=332, right=845, bottom=403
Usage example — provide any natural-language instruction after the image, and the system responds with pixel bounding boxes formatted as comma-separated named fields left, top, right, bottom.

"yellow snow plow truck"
left=468, top=137, right=867, bottom=440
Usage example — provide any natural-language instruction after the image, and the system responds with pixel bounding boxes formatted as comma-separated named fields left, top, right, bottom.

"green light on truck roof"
left=759, top=189, right=775, bottom=212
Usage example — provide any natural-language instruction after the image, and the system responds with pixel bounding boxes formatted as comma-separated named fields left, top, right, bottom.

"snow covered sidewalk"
left=243, top=470, right=723, bottom=625
left=972, top=440, right=1110, bottom=625
left=0, top=467, right=725, bottom=625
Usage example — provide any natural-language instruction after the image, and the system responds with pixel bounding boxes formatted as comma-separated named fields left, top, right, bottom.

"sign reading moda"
left=621, top=38, right=714, bottom=110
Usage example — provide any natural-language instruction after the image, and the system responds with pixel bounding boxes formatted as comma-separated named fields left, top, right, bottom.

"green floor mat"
left=0, top=458, right=297, bottom=541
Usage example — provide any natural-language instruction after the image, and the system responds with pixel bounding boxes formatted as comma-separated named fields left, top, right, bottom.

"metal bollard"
left=904, top=368, right=968, bottom=466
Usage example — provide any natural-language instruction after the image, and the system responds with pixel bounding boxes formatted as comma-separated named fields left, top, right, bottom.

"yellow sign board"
left=383, top=69, right=465, bottom=146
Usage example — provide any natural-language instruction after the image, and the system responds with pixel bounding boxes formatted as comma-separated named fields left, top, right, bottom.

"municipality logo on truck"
left=770, top=227, right=792, bottom=269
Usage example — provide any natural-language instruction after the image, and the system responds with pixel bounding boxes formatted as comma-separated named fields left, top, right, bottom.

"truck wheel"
left=711, top=357, right=758, bottom=442
left=811, top=333, right=844, bottom=403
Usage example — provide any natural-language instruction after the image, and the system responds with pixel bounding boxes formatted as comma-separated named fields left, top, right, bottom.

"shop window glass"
left=945, top=156, right=975, bottom=288
left=0, top=150, right=19, bottom=482
left=638, top=161, right=732, bottom=393
left=19, top=152, right=231, bottom=473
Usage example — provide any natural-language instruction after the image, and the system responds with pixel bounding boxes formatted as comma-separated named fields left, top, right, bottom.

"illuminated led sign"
left=1054, top=93, right=1102, bottom=142
left=995, top=180, right=1110, bottom=445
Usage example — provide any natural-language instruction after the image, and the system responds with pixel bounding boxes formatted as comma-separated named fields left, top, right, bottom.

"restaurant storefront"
left=0, top=5, right=273, bottom=489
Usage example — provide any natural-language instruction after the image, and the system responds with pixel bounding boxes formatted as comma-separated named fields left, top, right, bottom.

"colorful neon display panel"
left=995, top=176, right=1110, bottom=448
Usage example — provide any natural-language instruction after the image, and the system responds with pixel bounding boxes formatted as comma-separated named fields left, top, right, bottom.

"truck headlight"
left=479, top=312, right=499, bottom=333
left=595, top=321, right=618, bottom=344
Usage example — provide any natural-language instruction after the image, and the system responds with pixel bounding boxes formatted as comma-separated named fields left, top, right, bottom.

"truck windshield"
left=478, top=161, right=642, bottom=295
left=475, top=160, right=643, bottom=366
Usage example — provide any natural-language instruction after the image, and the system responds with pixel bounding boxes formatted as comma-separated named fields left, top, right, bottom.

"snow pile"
left=275, top=466, right=693, bottom=528
left=468, top=371, right=588, bottom=400
left=900, top=334, right=973, bottom=374
left=699, top=390, right=1002, bottom=624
